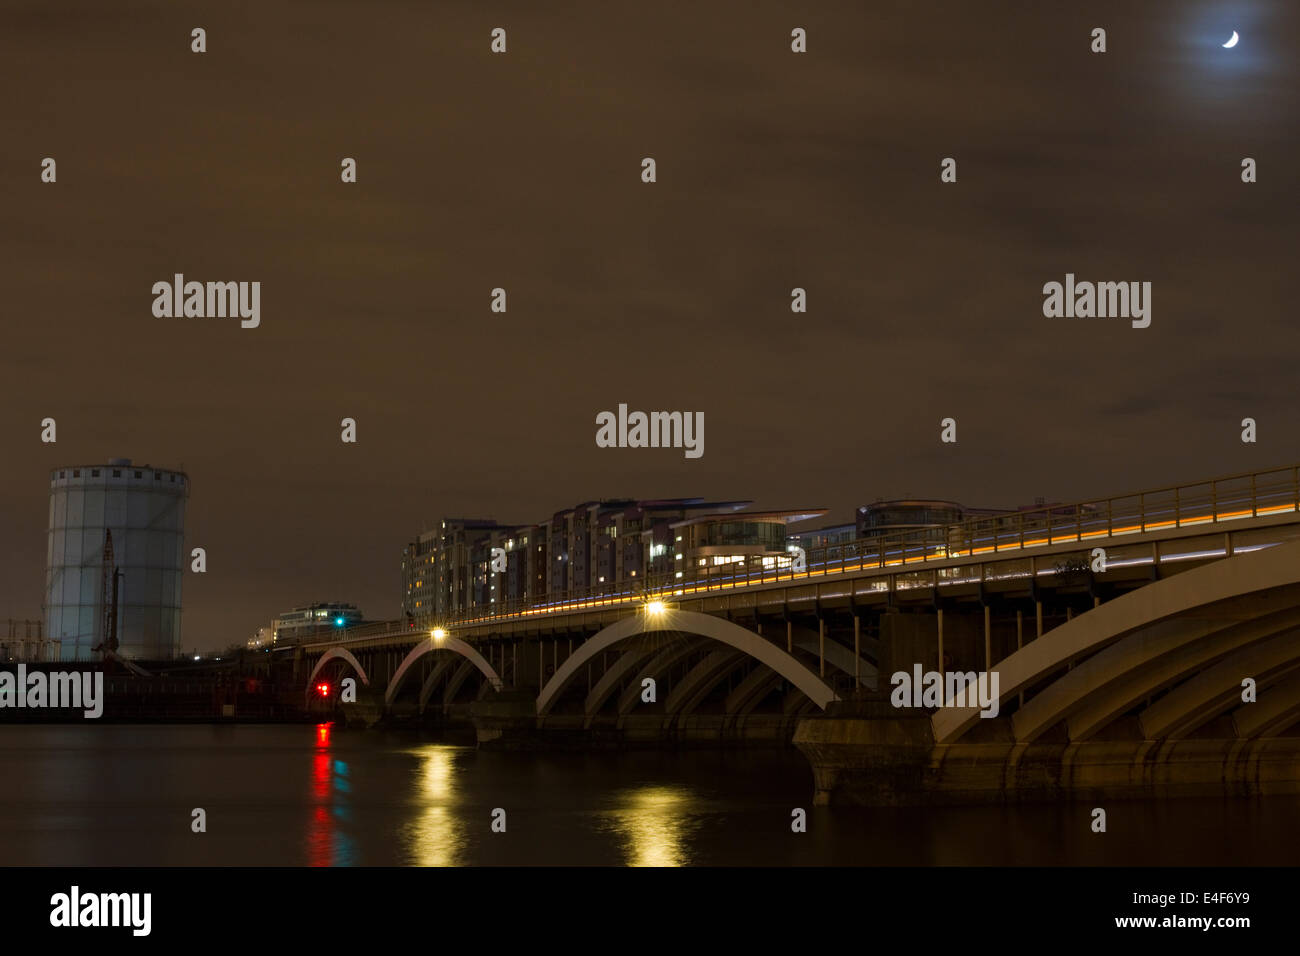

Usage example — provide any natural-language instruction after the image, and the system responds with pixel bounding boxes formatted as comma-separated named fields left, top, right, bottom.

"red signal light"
left=316, top=682, right=331, bottom=697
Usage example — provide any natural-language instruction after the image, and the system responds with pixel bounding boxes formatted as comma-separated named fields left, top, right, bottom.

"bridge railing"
left=407, top=463, right=1300, bottom=633
left=280, top=618, right=412, bottom=647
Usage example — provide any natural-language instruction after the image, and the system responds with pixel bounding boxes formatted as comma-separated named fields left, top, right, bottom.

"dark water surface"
left=0, top=724, right=1295, bottom=866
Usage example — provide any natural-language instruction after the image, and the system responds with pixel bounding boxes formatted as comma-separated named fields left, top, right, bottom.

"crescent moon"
left=1223, top=31, right=1239, bottom=48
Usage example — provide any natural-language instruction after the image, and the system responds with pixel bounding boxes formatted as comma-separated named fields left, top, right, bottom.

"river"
left=0, top=724, right=1295, bottom=866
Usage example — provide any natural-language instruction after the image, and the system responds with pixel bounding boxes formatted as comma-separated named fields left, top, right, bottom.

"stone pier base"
left=795, top=710, right=1300, bottom=805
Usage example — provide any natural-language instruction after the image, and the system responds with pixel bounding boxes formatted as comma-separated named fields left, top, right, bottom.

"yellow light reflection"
left=601, top=786, right=695, bottom=867
left=405, top=746, right=465, bottom=867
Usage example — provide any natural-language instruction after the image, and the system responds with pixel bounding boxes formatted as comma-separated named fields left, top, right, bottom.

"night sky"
left=3, top=1, right=1296, bottom=653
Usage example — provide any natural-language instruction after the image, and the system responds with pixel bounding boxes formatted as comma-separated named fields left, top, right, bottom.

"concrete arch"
left=417, top=658, right=458, bottom=714
left=1233, top=670, right=1300, bottom=738
left=1139, top=629, right=1300, bottom=740
left=536, top=608, right=838, bottom=716
left=784, top=688, right=818, bottom=716
left=584, top=644, right=662, bottom=719
left=616, top=639, right=706, bottom=716
left=793, top=639, right=876, bottom=690
left=306, top=647, right=370, bottom=697
left=725, top=666, right=784, bottom=716
left=666, top=649, right=746, bottom=717
left=384, top=636, right=503, bottom=709
left=443, top=659, right=477, bottom=708
left=1021, top=601, right=1300, bottom=743
left=932, top=539, right=1300, bottom=744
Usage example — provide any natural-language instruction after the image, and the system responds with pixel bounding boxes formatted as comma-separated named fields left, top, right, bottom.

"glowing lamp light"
left=645, top=600, right=666, bottom=616
left=335, top=617, right=345, bottom=626
left=431, top=628, right=448, bottom=642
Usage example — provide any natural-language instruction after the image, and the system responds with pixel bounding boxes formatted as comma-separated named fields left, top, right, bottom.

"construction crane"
left=94, top=530, right=119, bottom=654
left=92, top=530, right=150, bottom=678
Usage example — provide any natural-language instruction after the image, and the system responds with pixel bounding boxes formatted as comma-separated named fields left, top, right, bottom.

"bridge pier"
left=797, top=706, right=1300, bottom=805
left=796, top=701, right=935, bottom=805
left=470, top=690, right=544, bottom=749
left=339, top=686, right=385, bottom=727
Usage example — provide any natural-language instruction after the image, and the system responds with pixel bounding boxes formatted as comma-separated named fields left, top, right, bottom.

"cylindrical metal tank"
left=44, top=458, right=188, bottom=661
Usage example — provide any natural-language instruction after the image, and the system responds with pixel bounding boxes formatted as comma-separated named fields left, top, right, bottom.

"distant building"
left=45, top=458, right=188, bottom=661
left=401, top=484, right=1087, bottom=626
left=670, top=510, right=827, bottom=586
left=849, top=497, right=1100, bottom=553
left=402, top=499, right=832, bottom=628
left=787, top=522, right=856, bottom=552
left=272, top=602, right=363, bottom=645
left=855, top=499, right=964, bottom=546
left=2, top=619, right=55, bottom=662
left=549, top=499, right=752, bottom=594
left=401, top=518, right=509, bottom=627
left=962, top=500, right=1104, bottom=540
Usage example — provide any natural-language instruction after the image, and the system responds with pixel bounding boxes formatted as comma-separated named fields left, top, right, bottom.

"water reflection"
left=0, top=726, right=1294, bottom=866
left=597, top=786, right=699, bottom=867
left=307, top=722, right=356, bottom=866
left=404, top=745, right=466, bottom=867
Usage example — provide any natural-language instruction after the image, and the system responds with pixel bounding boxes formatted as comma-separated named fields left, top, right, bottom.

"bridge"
left=282, top=463, right=1300, bottom=798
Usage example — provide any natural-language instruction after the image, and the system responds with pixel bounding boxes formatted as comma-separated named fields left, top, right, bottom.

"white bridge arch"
left=385, top=634, right=504, bottom=709
left=304, top=646, right=370, bottom=702
left=536, top=607, right=838, bottom=716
